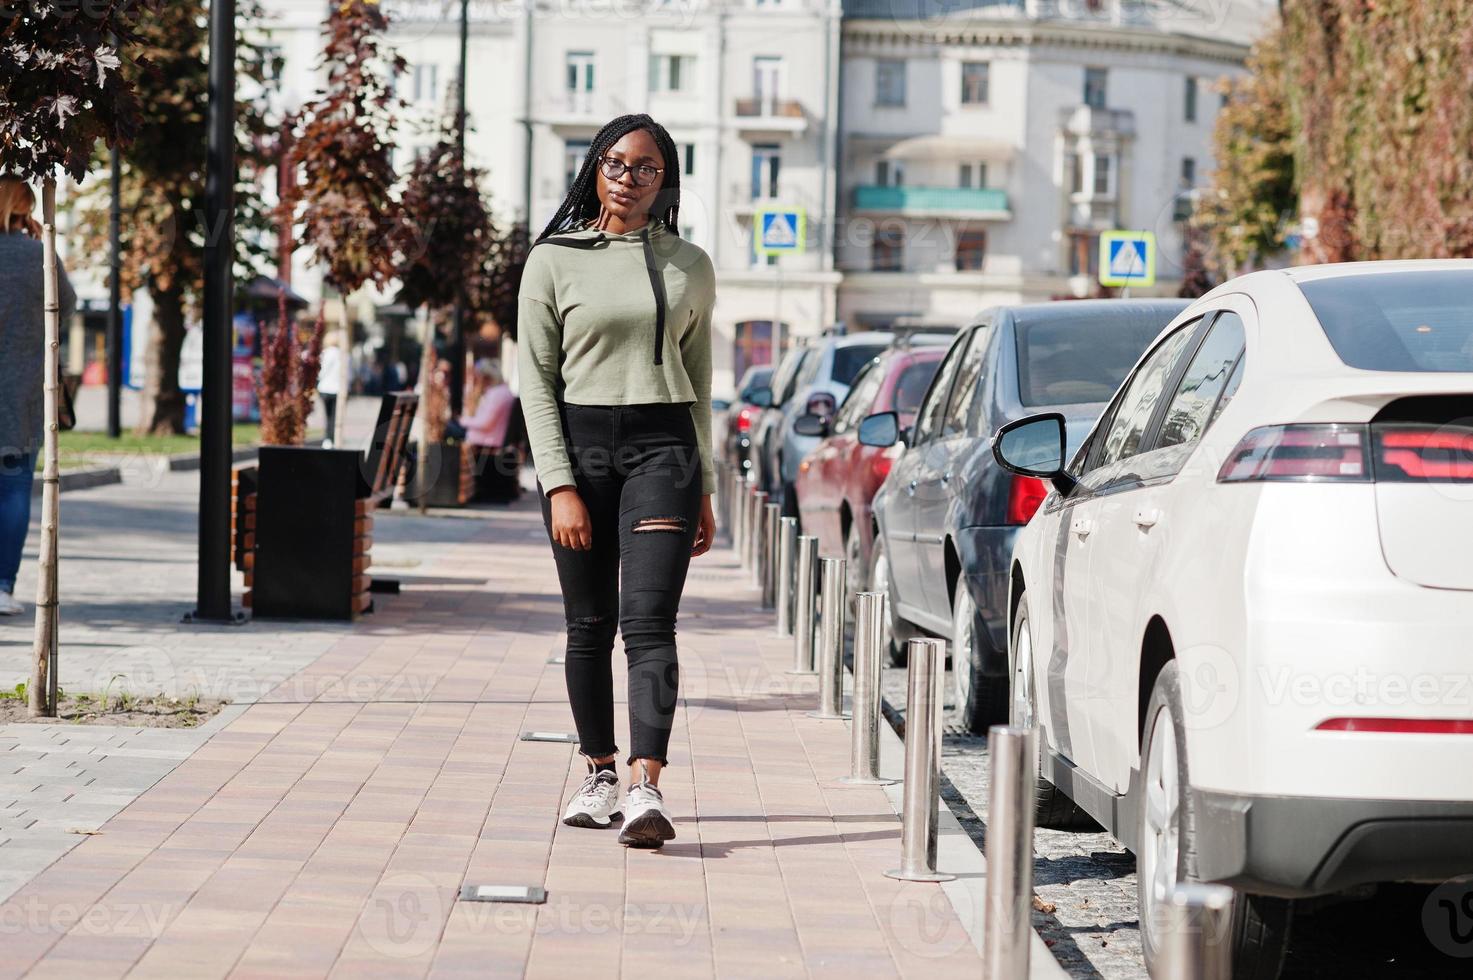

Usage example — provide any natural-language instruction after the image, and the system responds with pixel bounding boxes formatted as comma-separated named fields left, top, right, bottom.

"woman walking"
left=0, top=176, right=77, bottom=616
left=517, top=114, right=716, bottom=848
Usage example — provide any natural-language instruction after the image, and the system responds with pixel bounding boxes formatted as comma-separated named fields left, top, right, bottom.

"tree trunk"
left=29, top=179, right=61, bottom=718
left=136, top=283, right=188, bottom=435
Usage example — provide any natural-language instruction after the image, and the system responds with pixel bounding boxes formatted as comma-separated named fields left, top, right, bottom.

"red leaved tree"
left=257, top=295, right=325, bottom=446
left=277, top=0, right=408, bottom=446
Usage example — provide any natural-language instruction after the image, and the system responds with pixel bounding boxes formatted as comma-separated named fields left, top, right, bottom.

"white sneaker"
left=562, top=769, right=622, bottom=829
left=618, top=780, right=676, bottom=848
left=0, top=592, right=22, bottom=616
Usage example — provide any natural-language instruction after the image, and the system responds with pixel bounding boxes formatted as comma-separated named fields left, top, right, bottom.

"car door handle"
left=941, top=471, right=953, bottom=484
left=1071, top=517, right=1093, bottom=538
left=907, top=479, right=918, bottom=495
left=1133, top=508, right=1161, bottom=530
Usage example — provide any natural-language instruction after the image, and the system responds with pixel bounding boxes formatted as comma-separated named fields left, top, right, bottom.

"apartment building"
left=836, top=0, right=1268, bottom=326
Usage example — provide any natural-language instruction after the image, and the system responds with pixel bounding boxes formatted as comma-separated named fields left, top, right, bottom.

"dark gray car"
left=859, top=299, right=1190, bottom=731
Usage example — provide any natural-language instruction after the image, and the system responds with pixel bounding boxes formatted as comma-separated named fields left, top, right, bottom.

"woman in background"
left=0, top=176, right=77, bottom=616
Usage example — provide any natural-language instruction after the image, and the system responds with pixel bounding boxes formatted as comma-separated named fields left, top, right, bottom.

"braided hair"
left=535, top=113, right=682, bottom=244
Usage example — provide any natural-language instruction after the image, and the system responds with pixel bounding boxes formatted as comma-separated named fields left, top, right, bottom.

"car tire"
left=1138, top=661, right=1293, bottom=980
left=952, top=585, right=1006, bottom=733
left=844, top=522, right=867, bottom=616
left=869, top=537, right=906, bottom=668
left=781, top=480, right=800, bottom=521
left=1009, top=594, right=1091, bottom=829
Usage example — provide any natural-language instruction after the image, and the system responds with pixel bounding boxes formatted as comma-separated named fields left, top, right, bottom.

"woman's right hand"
left=548, top=486, right=593, bottom=550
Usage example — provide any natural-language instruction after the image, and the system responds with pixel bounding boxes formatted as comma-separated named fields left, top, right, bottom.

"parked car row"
left=753, top=260, right=1473, bottom=978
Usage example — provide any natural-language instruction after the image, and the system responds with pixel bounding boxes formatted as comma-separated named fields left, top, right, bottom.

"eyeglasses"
left=597, top=155, right=664, bottom=187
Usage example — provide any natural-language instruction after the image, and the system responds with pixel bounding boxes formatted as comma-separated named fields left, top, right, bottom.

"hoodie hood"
left=536, top=214, right=672, bottom=365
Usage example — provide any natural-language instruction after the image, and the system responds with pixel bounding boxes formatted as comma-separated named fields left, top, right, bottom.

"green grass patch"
left=46, top=425, right=322, bottom=470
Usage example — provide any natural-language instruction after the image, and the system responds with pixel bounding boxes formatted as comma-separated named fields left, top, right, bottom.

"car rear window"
left=1297, top=271, right=1473, bottom=372
left=892, top=360, right=940, bottom=413
left=1014, top=312, right=1174, bottom=407
left=831, top=345, right=887, bottom=387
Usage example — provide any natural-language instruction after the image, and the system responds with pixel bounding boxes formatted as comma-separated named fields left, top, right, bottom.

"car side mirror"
left=713, top=397, right=731, bottom=413
left=857, top=411, right=899, bottom=448
left=793, top=412, right=829, bottom=437
left=749, top=385, right=773, bottom=409
left=992, top=412, right=1077, bottom=496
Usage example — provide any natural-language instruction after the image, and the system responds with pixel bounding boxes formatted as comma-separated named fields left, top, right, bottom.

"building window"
left=959, top=162, right=987, bottom=189
left=1184, top=76, right=1198, bottom=122
left=683, top=142, right=695, bottom=176
left=1069, top=152, right=1083, bottom=194
left=650, top=54, right=693, bottom=93
left=955, top=229, right=987, bottom=271
left=412, top=64, right=438, bottom=103
left=1093, top=153, right=1112, bottom=196
left=875, top=59, right=906, bottom=107
left=753, top=56, right=783, bottom=113
left=567, top=51, right=595, bottom=111
left=873, top=227, right=904, bottom=271
left=752, top=144, right=781, bottom=199
left=876, top=159, right=905, bottom=187
left=1181, top=156, right=1197, bottom=187
left=564, top=139, right=591, bottom=191
left=1068, top=232, right=1099, bottom=277
left=961, top=61, right=989, bottom=105
left=1084, top=67, right=1107, bottom=109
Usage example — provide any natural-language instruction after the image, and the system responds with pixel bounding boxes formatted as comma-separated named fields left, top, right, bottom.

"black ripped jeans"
left=536, top=400, right=704, bottom=767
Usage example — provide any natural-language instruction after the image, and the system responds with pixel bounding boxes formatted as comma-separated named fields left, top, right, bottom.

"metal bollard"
left=775, top=517, right=798, bottom=637
left=749, top=490, right=768, bottom=588
left=885, top=637, right=954, bottom=882
left=734, top=479, right=749, bottom=561
left=983, top=725, right=1038, bottom=980
left=1159, top=884, right=1235, bottom=980
left=761, top=503, right=780, bottom=609
left=839, top=591, right=896, bottom=785
left=807, top=557, right=849, bottom=719
left=787, top=535, right=819, bottom=674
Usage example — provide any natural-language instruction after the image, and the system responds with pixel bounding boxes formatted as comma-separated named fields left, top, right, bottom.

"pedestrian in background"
left=518, top=113, right=716, bottom=848
left=318, top=331, right=341, bottom=448
left=0, top=176, right=76, bottom=616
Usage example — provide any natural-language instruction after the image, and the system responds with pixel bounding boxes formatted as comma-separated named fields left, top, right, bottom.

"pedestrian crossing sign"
left=754, top=208, right=806, bottom=256
left=1098, top=231, right=1156, bottom=287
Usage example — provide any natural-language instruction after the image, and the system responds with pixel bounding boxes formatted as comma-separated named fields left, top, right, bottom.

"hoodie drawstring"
left=534, top=222, right=666, bottom=366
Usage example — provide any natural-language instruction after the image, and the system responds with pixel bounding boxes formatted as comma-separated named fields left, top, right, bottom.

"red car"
left=793, top=344, right=945, bottom=602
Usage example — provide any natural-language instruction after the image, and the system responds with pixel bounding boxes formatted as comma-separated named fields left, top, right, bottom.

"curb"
left=165, top=445, right=262, bottom=472
left=870, top=686, right=1069, bottom=978
left=31, top=466, right=123, bottom=496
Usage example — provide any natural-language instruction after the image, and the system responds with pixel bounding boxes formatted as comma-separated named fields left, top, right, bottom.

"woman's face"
left=594, top=129, right=666, bottom=224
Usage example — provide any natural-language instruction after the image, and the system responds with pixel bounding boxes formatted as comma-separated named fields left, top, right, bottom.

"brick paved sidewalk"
left=0, top=490, right=998, bottom=979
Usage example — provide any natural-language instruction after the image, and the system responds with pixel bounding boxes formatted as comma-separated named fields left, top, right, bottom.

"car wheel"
left=1138, top=661, right=1292, bottom=980
left=1010, top=595, right=1090, bottom=828
left=952, top=585, right=1006, bottom=733
left=780, top=480, right=800, bottom=521
left=869, top=537, right=905, bottom=668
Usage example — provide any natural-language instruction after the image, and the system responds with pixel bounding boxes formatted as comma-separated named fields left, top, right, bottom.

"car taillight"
left=1371, top=424, right=1473, bottom=482
left=1316, top=717, right=1473, bottom=735
left=806, top=393, right=836, bottom=417
left=1005, top=475, right=1048, bottom=525
left=1217, top=424, right=1370, bottom=483
left=871, top=450, right=894, bottom=482
left=737, top=407, right=755, bottom=433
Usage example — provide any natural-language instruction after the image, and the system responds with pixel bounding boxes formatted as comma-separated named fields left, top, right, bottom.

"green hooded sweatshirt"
left=516, top=214, right=717, bottom=497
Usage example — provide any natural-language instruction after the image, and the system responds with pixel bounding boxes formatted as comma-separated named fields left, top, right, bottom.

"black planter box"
left=252, top=446, right=372, bottom=620
left=405, top=440, right=472, bottom=508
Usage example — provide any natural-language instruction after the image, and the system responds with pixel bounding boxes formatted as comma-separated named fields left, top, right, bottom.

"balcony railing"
left=851, top=185, right=1010, bottom=217
left=735, top=98, right=805, bottom=119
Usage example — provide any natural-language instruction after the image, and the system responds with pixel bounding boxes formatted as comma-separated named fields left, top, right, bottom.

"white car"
left=992, top=260, right=1473, bottom=978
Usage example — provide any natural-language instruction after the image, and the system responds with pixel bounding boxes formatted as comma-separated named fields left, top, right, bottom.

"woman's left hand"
left=691, top=494, right=716, bottom=558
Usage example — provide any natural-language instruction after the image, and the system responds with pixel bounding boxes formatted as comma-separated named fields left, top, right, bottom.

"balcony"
left=733, top=98, right=808, bottom=137
left=1059, top=105, right=1135, bottom=139
left=851, top=185, right=1011, bottom=220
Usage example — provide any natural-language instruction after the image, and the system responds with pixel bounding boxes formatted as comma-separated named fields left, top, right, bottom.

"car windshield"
left=892, top=360, right=941, bottom=414
left=739, top=368, right=772, bottom=400
left=832, top=344, right=888, bottom=387
left=1014, top=312, right=1175, bottom=407
left=1297, top=270, right=1473, bottom=372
